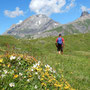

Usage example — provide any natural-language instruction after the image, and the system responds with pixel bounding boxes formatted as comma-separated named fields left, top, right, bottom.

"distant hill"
left=3, top=12, right=90, bottom=39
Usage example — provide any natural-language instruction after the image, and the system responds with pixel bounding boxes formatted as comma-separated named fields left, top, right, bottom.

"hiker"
left=56, top=34, right=65, bottom=54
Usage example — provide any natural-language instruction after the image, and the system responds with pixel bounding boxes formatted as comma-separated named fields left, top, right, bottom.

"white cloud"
left=29, top=0, right=75, bottom=16
left=65, top=0, right=75, bottom=10
left=16, top=20, right=23, bottom=25
left=81, top=5, right=90, bottom=12
left=4, top=7, right=24, bottom=18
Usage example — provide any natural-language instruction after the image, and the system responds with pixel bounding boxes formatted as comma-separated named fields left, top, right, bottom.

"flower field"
left=0, top=52, right=75, bottom=90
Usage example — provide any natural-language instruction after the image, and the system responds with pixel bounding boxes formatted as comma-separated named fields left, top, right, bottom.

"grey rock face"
left=81, top=11, right=89, bottom=17
left=4, top=14, right=60, bottom=38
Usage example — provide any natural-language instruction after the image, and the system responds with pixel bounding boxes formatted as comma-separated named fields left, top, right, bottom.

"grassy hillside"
left=45, top=19, right=90, bottom=36
left=0, top=33, right=90, bottom=90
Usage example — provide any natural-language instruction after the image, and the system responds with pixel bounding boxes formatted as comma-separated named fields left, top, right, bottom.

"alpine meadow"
left=0, top=33, right=90, bottom=90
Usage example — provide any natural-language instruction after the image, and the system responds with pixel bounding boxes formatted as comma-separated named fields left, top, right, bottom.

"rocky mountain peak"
left=81, top=11, right=89, bottom=17
left=36, top=14, right=48, bottom=18
left=4, top=14, right=60, bottom=37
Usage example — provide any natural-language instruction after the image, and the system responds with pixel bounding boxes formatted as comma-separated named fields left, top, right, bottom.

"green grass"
left=0, top=33, right=90, bottom=90
left=45, top=26, right=64, bottom=33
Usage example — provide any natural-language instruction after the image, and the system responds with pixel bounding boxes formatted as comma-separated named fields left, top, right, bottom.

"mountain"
left=40, top=11, right=90, bottom=38
left=4, top=12, right=90, bottom=39
left=60, top=12, right=90, bottom=35
left=4, top=14, right=60, bottom=38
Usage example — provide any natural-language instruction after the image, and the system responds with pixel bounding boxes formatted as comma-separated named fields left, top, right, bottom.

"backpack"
left=57, top=37, right=62, bottom=44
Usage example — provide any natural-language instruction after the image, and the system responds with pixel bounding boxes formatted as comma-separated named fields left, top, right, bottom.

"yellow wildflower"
left=58, top=84, right=63, bottom=87
left=71, top=72, right=73, bottom=74
left=42, top=75, right=45, bottom=78
left=64, top=83, right=70, bottom=89
left=14, top=69, right=17, bottom=71
left=40, top=78, right=44, bottom=81
left=19, top=54, right=23, bottom=58
left=44, top=72, right=49, bottom=76
left=7, top=64, right=11, bottom=67
left=0, top=58, right=3, bottom=63
left=48, top=79, right=52, bottom=83
left=7, top=55, right=11, bottom=58
left=35, top=68, right=39, bottom=71
left=65, top=82, right=70, bottom=87
left=54, top=83, right=61, bottom=87
left=13, top=74, right=18, bottom=79
left=29, top=75, right=32, bottom=78
left=41, top=83, right=46, bottom=86
left=64, top=86, right=69, bottom=89
left=36, top=68, right=42, bottom=71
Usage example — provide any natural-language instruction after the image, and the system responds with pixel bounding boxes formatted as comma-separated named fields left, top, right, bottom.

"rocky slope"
left=62, top=12, right=90, bottom=35
left=4, top=14, right=60, bottom=38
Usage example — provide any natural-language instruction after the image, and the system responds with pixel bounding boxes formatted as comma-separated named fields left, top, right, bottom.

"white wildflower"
left=50, top=67, right=52, bottom=70
left=38, top=61, right=41, bottom=64
left=37, top=63, right=39, bottom=66
left=33, top=64, right=37, bottom=68
left=1, top=74, right=5, bottom=78
left=10, top=56, right=16, bottom=60
left=24, top=76, right=26, bottom=78
left=49, top=70, right=52, bottom=72
left=49, top=67, right=53, bottom=72
left=19, top=73, right=23, bottom=76
left=45, top=64, right=50, bottom=68
left=9, top=70, right=14, bottom=74
left=38, top=76, right=40, bottom=80
left=17, top=57, right=21, bottom=60
left=9, top=82, right=15, bottom=87
left=34, top=85, right=37, bottom=89
left=31, top=69, right=34, bottom=71
left=27, top=79, right=30, bottom=82
left=37, top=61, right=41, bottom=66
left=33, top=62, right=40, bottom=68
left=19, top=62, right=21, bottom=65
left=35, top=72, right=38, bottom=75
left=3, top=70, right=8, bottom=74
left=53, top=70, right=56, bottom=73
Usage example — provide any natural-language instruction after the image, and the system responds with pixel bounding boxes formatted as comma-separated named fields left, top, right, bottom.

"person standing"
left=56, top=34, right=65, bottom=54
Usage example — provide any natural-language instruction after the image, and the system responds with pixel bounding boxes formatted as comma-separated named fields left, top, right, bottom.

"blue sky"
left=0, top=0, right=90, bottom=35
